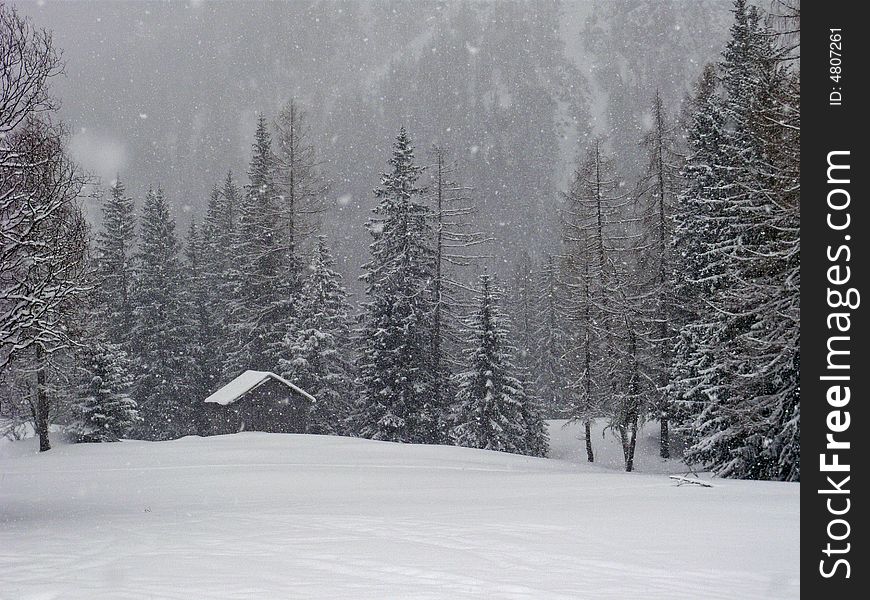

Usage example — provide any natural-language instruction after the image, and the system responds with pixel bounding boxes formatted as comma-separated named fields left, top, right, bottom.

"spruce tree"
left=280, top=236, right=355, bottom=435
left=132, top=187, right=194, bottom=440
left=450, top=274, right=548, bottom=457
left=71, top=338, right=140, bottom=442
left=356, top=128, right=439, bottom=444
left=708, top=0, right=799, bottom=480
left=203, top=172, right=241, bottom=281
left=183, top=220, right=215, bottom=432
left=228, top=116, right=298, bottom=379
left=672, top=0, right=800, bottom=480
left=670, top=64, right=726, bottom=449
left=756, top=48, right=800, bottom=482
left=94, top=177, right=137, bottom=348
left=203, top=172, right=240, bottom=382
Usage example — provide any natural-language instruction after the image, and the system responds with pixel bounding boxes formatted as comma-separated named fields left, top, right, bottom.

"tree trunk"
left=626, top=411, right=639, bottom=472
left=624, top=327, right=639, bottom=472
left=582, top=244, right=595, bottom=464
left=433, top=150, right=444, bottom=440
left=653, top=91, right=672, bottom=460
left=35, top=345, right=51, bottom=452
left=584, top=419, right=594, bottom=462
left=660, top=415, right=670, bottom=459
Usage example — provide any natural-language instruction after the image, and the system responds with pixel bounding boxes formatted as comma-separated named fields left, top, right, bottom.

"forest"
left=1, top=0, right=800, bottom=481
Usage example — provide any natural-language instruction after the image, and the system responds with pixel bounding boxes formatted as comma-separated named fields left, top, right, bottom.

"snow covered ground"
left=0, top=425, right=798, bottom=599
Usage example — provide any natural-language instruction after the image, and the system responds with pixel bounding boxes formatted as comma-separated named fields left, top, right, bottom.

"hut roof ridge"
left=204, top=370, right=316, bottom=405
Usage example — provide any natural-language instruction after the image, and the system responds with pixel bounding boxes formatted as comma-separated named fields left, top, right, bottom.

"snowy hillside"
left=1, top=430, right=798, bottom=599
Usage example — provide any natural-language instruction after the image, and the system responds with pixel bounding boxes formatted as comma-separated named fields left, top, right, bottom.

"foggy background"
left=24, top=0, right=731, bottom=285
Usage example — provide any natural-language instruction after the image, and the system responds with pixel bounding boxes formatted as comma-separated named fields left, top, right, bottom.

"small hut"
left=204, top=370, right=316, bottom=435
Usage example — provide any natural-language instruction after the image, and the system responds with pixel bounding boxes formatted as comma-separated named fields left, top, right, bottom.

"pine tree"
left=94, top=177, right=137, bottom=348
left=71, top=338, right=140, bottom=442
left=356, top=128, right=439, bottom=444
left=670, top=64, right=726, bottom=447
left=132, top=187, right=194, bottom=440
left=672, top=0, right=800, bottom=480
left=450, top=274, right=547, bottom=457
left=227, top=116, right=298, bottom=380
left=183, top=220, right=215, bottom=433
left=203, top=172, right=240, bottom=383
left=280, top=237, right=355, bottom=435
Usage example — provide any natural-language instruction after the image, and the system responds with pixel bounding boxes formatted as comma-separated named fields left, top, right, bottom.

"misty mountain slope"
left=25, top=0, right=730, bottom=285
left=2, top=430, right=798, bottom=599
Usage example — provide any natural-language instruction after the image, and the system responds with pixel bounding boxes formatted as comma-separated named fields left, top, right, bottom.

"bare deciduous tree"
left=1, top=5, right=89, bottom=450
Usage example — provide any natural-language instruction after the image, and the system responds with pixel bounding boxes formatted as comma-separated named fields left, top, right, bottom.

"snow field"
left=0, top=426, right=798, bottom=599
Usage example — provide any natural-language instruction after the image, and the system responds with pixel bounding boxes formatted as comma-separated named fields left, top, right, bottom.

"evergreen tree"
left=672, top=0, right=800, bottom=480
left=280, top=237, right=355, bottom=435
left=227, top=116, right=298, bottom=379
left=670, top=64, right=726, bottom=451
left=356, top=128, right=439, bottom=444
left=71, top=338, right=140, bottom=442
left=94, top=177, right=137, bottom=348
left=709, top=0, right=799, bottom=480
left=132, top=187, right=194, bottom=440
left=756, top=28, right=800, bottom=481
left=450, top=274, right=547, bottom=457
left=203, top=172, right=240, bottom=383
left=520, top=387, right=550, bottom=459
left=184, top=220, right=216, bottom=432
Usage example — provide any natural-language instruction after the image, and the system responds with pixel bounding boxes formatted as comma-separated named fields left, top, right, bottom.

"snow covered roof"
left=204, top=370, right=316, bottom=406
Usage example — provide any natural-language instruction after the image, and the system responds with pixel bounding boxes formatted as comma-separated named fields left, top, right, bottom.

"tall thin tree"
left=356, top=128, right=438, bottom=443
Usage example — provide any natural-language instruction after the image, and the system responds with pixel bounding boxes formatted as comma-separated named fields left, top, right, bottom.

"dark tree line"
left=1, top=6, right=547, bottom=459
left=516, top=0, right=799, bottom=479
left=2, top=1, right=798, bottom=480
left=80, top=121, right=546, bottom=456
